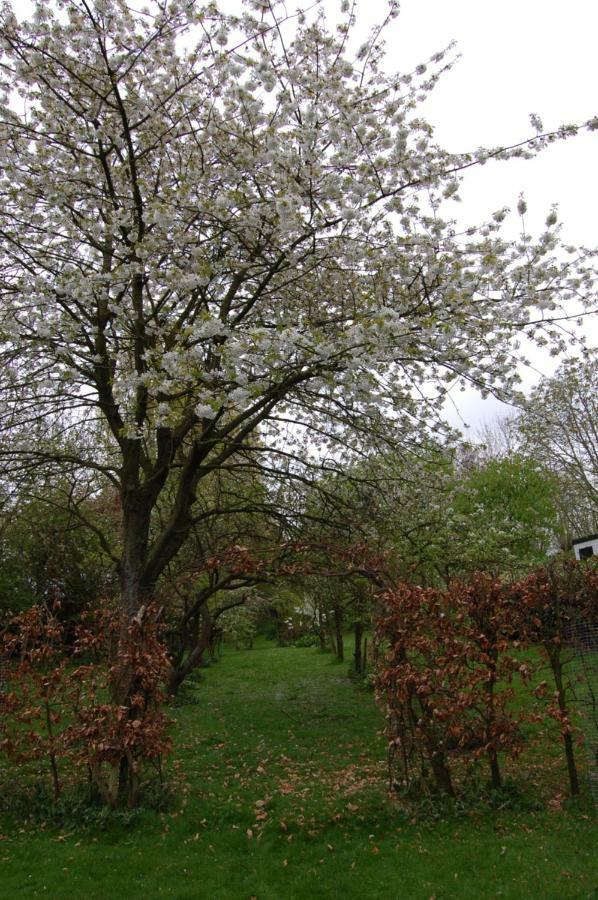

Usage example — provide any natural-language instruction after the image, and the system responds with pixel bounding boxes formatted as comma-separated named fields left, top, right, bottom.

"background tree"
left=448, top=454, right=560, bottom=578
left=515, top=353, right=598, bottom=539
left=0, top=483, right=114, bottom=621
left=300, top=443, right=559, bottom=588
left=158, top=464, right=281, bottom=694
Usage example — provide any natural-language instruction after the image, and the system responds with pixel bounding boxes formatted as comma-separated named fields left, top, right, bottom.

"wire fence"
left=569, top=619, right=598, bottom=805
left=0, top=660, right=8, bottom=694
left=0, top=659, right=9, bottom=737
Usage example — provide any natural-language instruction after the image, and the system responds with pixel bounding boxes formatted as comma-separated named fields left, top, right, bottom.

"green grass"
left=0, top=639, right=596, bottom=899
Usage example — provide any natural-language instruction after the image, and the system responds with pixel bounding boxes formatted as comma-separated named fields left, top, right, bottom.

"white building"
left=572, top=533, right=598, bottom=560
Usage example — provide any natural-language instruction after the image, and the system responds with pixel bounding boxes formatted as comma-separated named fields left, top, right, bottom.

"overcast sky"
left=8, top=0, right=598, bottom=432
left=324, top=0, right=598, bottom=432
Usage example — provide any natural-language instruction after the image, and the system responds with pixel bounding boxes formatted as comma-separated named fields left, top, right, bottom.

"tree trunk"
left=430, top=750, right=454, bottom=796
left=167, top=607, right=213, bottom=697
left=98, top=489, right=156, bottom=807
left=417, top=694, right=454, bottom=796
left=317, top=608, right=327, bottom=650
left=45, top=699, right=62, bottom=802
left=550, top=650, right=580, bottom=796
left=354, top=620, right=363, bottom=675
left=485, top=655, right=502, bottom=790
left=167, top=642, right=206, bottom=697
left=488, top=749, right=502, bottom=791
left=119, top=487, right=153, bottom=616
left=334, top=605, right=344, bottom=663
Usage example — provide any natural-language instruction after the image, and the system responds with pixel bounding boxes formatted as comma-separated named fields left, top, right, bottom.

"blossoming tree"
left=0, top=1, right=595, bottom=649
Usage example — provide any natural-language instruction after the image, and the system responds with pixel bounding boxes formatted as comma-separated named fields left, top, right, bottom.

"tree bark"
left=485, top=653, right=502, bottom=790
left=167, top=607, right=213, bottom=697
left=354, top=620, right=363, bottom=675
left=550, top=650, right=579, bottom=796
left=430, top=750, right=454, bottom=796
left=487, top=746, right=502, bottom=791
left=334, top=605, right=344, bottom=663
left=119, top=483, right=154, bottom=617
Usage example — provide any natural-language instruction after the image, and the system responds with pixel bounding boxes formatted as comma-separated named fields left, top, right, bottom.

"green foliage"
left=515, top=352, right=598, bottom=536
left=0, top=782, right=173, bottom=830
left=291, top=632, right=320, bottom=648
left=298, top=446, right=560, bottom=588
left=450, top=455, right=560, bottom=575
left=220, top=603, right=257, bottom=649
left=378, top=449, right=561, bottom=581
left=0, top=489, right=113, bottom=617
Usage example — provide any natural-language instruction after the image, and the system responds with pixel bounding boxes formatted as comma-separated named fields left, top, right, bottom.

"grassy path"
left=0, top=641, right=596, bottom=898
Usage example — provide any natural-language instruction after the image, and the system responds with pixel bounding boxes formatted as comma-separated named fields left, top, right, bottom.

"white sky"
left=325, top=0, right=598, bottom=431
left=323, top=0, right=598, bottom=240
left=8, top=0, right=598, bottom=432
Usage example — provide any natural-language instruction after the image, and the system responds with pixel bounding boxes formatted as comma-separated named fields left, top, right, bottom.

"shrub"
left=375, top=578, right=527, bottom=797
left=0, top=603, right=172, bottom=810
left=506, top=557, right=598, bottom=796
left=374, top=559, right=598, bottom=802
left=292, top=633, right=320, bottom=648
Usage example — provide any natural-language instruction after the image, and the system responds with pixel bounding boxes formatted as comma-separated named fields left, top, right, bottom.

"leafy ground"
left=0, top=640, right=596, bottom=898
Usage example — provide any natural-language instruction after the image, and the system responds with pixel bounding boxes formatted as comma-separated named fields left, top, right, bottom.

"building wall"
left=573, top=535, right=598, bottom=560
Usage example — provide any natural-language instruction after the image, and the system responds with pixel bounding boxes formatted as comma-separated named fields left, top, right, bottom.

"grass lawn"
left=0, top=639, right=596, bottom=899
